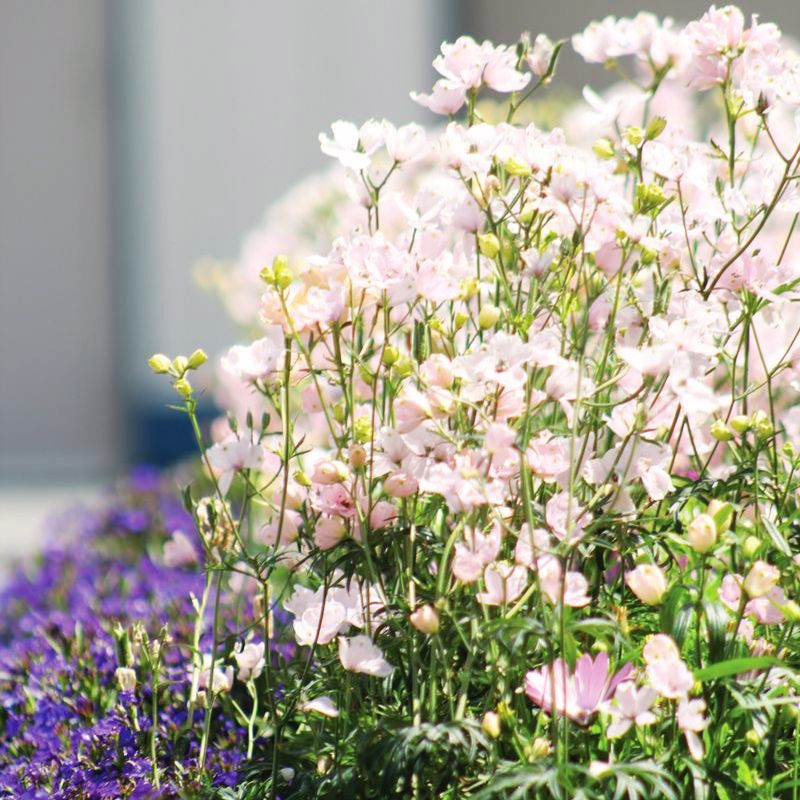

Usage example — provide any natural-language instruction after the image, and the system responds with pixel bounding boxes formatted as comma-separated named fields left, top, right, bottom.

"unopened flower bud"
left=478, top=232, right=500, bottom=259
left=293, top=469, right=312, bottom=487
left=172, top=355, right=189, bottom=374
left=707, top=499, right=733, bottom=532
left=385, top=472, right=418, bottom=498
left=645, top=115, right=667, bottom=140
left=312, top=460, right=350, bottom=485
left=409, top=604, right=439, bottom=635
left=730, top=414, right=751, bottom=434
left=624, top=125, right=645, bottom=146
left=478, top=304, right=501, bottom=330
left=783, top=600, right=800, bottom=621
left=382, top=346, right=400, bottom=367
left=481, top=710, right=501, bottom=738
left=592, top=138, right=615, bottom=159
left=626, top=563, right=667, bottom=605
left=454, top=311, right=469, bottom=330
left=148, top=353, right=172, bottom=374
left=503, top=156, right=531, bottom=177
left=710, top=419, right=734, bottom=441
left=518, top=202, right=536, bottom=224
left=743, top=560, right=780, bottom=598
left=174, top=378, right=193, bottom=398
left=745, top=729, right=762, bottom=747
left=115, top=667, right=137, bottom=692
left=348, top=444, right=367, bottom=469
left=529, top=737, right=551, bottom=759
left=187, top=348, right=208, bottom=369
left=752, top=409, right=773, bottom=438
left=687, top=513, right=717, bottom=554
left=741, top=535, right=762, bottom=559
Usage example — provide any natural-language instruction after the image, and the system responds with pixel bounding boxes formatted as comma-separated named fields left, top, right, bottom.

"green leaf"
left=702, top=600, right=729, bottom=663
left=694, top=656, right=784, bottom=682
left=762, top=517, right=792, bottom=557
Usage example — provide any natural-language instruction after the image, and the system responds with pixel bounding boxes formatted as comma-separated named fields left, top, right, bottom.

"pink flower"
left=646, top=657, right=694, bottom=699
left=313, top=516, right=348, bottom=550
left=206, top=435, right=280, bottom=495
left=525, top=432, right=570, bottom=483
left=163, top=530, right=197, bottom=568
left=220, top=327, right=284, bottom=383
left=319, top=120, right=374, bottom=170
left=300, top=695, right=340, bottom=718
left=545, top=492, right=592, bottom=545
left=452, top=525, right=502, bottom=583
left=677, top=698, right=708, bottom=759
left=338, top=635, right=394, bottom=678
left=606, top=682, right=658, bottom=738
left=476, top=562, right=528, bottom=605
left=524, top=652, right=633, bottom=725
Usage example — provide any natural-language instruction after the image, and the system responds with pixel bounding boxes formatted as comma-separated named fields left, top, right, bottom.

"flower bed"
left=9, top=5, right=800, bottom=798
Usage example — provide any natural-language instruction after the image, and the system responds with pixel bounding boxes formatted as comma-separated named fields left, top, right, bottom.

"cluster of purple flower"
left=0, top=469, right=286, bottom=799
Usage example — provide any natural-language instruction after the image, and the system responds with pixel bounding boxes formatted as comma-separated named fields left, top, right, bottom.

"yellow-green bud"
left=529, top=737, right=551, bottom=759
left=730, top=414, right=751, bottom=434
left=518, top=202, right=536, bottom=224
left=635, top=182, right=666, bottom=209
left=745, top=729, right=762, bottom=747
left=481, top=710, right=501, bottom=739
left=187, top=348, right=208, bottom=369
left=645, top=115, right=667, bottom=141
left=392, top=356, right=414, bottom=379
left=458, top=278, right=480, bottom=300
left=783, top=600, right=800, bottom=622
left=710, top=419, right=734, bottom=441
left=783, top=442, right=797, bottom=459
left=293, top=469, right=312, bottom=487
left=332, top=402, right=347, bottom=423
left=625, top=126, right=645, bottom=146
left=752, top=409, right=773, bottom=438
left=454, top=311, right=469, bottom=330
left=503, top=157, right=531, bottom=177
left=478, top=304, right=501, bottom=330
left=272, top=253, right=288, bottom=273
left=172, top=355, right=189, bottom=375
left=174, top=378, right=193, bottom=398
left=382, top=346, right=400, bottom=367
left=742, top=535, right=762, bottom=560
left=592, top=138, right=616, bottom=159
left=707, top=499, right=733, bottom=532
left=148, top=353, right=172, bottom=374
left=353, top=415, right=373, bottom=443
left=478, top=232, right=500, bottom=259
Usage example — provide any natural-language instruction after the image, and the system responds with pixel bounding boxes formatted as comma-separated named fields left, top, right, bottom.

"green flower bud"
left=625, top=126, right=645, bottom=146
left=187, top=348, right=208, bottom=369
left=148, top=353, right=172, bottom=374
left=382, top=346, right=400, bottom=367
left=478, top=304, right=501, bottom=330
left=710, top=419, right=734, bottom=441
left=752, top=409, right=773, bottom=439
left=478, top=232, right=500, bottom=259
left=518, top=202, right=536, bottom=224
left=592, top=138, right=616, bottom=159
left=730, top=414, right=751, bottom=434
left=172, top=355, right=189, bottom=375
left=645, top=116, right=667, bottom=141
left=503, top=157, right=531, bottom=177
left=742, top=535, right=762, bottom=560
left=707, top=499, right=733, bottom=533
left=174, top=378, right=193, bottom=398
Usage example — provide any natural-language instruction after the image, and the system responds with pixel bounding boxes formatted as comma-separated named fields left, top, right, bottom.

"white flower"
left=206, top=435, right=280, bottom=495
left=338, top=635, right=394, bottom=677
left=300, top=695, right=340, bottom=718
left=232, top=641, right=265, bottom=682
left=220, top=326, right=284, bottom=383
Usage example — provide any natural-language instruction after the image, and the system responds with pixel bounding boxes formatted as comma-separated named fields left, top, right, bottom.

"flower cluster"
left=0, top=470, right=293, bottom=799
left=149, top=5, right=800, bottom=797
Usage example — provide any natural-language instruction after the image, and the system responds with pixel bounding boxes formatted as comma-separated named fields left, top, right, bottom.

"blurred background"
left=2, top=0, right=799, bottom=558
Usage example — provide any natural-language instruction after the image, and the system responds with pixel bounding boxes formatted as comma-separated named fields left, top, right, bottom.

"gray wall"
left=0, top=2, right=115, bottom=480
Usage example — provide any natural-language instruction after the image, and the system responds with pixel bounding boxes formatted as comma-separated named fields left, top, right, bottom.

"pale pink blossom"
left=524, top=652, right=633, bottom=725
left=338, top=635, right=395, bottom=677
left=163, top=530, right=197, bottom=568
left=677, top=698, right=708, bottom=759
left=605, top=682, right=658, bottom=738
left=232, top=641, right=265, bottom=682
left=647, top=657, right=694, bottom=699
left=476, top=562, right=528, bottom=605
